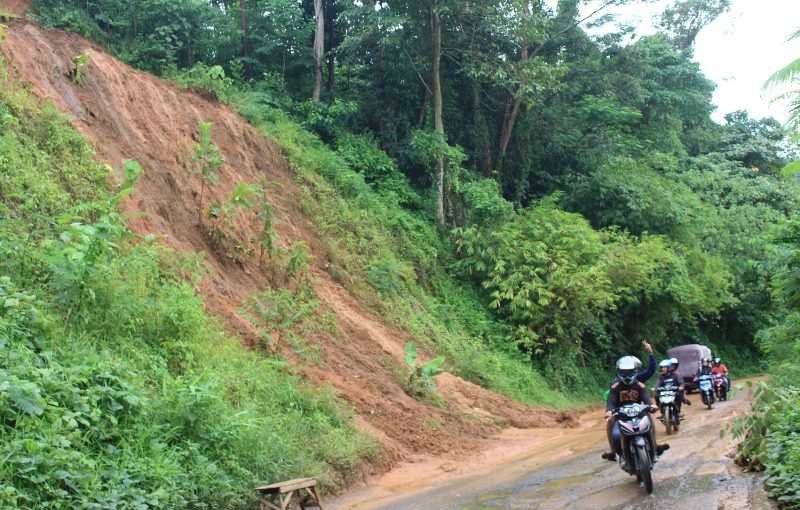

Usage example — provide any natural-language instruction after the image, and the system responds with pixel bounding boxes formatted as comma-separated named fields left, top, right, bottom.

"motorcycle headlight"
left=623, top=406, right=639, bottom=418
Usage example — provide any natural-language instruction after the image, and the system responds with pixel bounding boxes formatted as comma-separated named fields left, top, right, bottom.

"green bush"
left=732, top=219, right=800, bottom=508
left=0, top=77, right=375, bottom=508
left=336, top=132, right=419, bottom=206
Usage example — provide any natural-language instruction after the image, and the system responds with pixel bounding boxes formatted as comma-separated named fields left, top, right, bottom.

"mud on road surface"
left=331, top=383, right=775, bottom=510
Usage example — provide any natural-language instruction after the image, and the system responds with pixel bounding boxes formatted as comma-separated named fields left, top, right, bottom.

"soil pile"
left=2, top=20, right=576, bottom=480
left=1, top=0, right=31, bottom=18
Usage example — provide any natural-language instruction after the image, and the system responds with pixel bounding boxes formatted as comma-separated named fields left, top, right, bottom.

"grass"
left=234, top=96, right=597, bottom=410
left=0, top=53, right=375, bottom=509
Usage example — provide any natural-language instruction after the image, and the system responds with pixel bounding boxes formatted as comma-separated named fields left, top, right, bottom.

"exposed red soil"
left=2, top=20, right=577, bottom=483
left=0, top=0, right=31, bottom=18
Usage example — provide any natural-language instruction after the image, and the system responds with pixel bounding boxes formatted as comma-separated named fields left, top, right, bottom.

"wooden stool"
left=255, top=477, right=324, bottom=510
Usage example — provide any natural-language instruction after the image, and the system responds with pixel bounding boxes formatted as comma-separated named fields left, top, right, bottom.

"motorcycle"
left=612, top=403, right=657, bottom=494
left=695, top=373, right=715, bottom=409
left=713, top=373, right=727, bottom=401
left=656, top=382, right=681, bottom=435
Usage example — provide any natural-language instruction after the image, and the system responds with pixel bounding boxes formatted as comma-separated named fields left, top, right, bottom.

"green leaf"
left=404, top=342, right=417, bottom=368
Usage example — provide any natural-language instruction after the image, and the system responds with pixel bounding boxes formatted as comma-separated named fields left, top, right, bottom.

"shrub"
left=0, top=78, right=375, bottom=508
left=69, top=51, right=90, bottom=86
left=242, top=282, right=338, bottom=355
left=403, top=342, right=445, bottom=396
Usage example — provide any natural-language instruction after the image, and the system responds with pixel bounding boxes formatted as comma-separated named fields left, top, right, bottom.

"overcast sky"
left=574, top=0, right=800, bottom=124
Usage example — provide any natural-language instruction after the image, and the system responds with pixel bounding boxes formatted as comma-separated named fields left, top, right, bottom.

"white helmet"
left=670, top=357, right=678, bottom=366
left=618, top=355, right=642, bottom=370
left=659, top=359, right=671, bottom=369
left=616, top=356, right=638, bottom=385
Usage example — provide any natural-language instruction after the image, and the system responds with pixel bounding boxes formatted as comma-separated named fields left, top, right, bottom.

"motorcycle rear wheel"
left=636, top=444, right=653, bottom=494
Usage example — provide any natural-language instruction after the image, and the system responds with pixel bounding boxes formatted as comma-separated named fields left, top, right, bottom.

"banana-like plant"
left=764, top=28, right=800, bottom=178
left=404, top=342, right=445, bottom=395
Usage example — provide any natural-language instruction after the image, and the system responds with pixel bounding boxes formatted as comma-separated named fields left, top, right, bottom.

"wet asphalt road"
left=331, top=384, right=775, bottom=510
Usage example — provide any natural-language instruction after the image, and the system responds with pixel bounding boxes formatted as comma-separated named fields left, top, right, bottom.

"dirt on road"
left=331, top=382, right=774, bottom=510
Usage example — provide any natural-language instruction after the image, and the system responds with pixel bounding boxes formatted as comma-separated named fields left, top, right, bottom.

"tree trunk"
left=430, top=4, right=445, bottom=225
left=417, top=83, right=428, bottom=127
left=312, top=0, right=324, bottom=101
left=497, top=43, right=527, bottom=162
left=495, top=0, right=622, bottom=161
left=326, top=0, right=335, bottom=93
left=240, top=0, right=251, bottom=79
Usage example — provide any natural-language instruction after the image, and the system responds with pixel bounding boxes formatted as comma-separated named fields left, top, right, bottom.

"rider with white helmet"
left=653, top=359, right=685, bottom=416
left=602, top=356, right=669, bottom=462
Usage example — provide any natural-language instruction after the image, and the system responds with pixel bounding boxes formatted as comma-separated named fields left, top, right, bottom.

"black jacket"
left=607, top=380, right=652, bottom=412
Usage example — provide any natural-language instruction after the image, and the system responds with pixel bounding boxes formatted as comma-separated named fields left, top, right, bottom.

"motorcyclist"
left=669, top=356, right=691, bottom=410
left=695, top=357, right=713, bottom=378
left=602, top=356, right=669, bottom=462
left=602, top=341, right=656, bottom=459
left=653, top=359, right=685, bottom=417
left=711, top=357, right=730, bottom=393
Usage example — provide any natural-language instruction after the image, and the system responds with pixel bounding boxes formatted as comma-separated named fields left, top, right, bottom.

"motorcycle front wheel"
left=664, top=406, right=672, bottom=435
left=636, top=444, right=653, bottom=494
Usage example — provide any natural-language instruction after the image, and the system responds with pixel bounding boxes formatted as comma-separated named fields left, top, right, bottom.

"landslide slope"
left=2, top=20, right=573, bottom=471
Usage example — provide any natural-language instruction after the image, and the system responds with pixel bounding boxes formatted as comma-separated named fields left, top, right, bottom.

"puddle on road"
left=539, top=473, right=596, bottom=490
left=461, top=488, right=516, bottom=510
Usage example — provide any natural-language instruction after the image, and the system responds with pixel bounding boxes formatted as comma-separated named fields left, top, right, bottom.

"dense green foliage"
left=0, top=58, right=373, bottom=509
left=28, top=0, right=799, bottom=389
left=15, top=1, right=800, bottom=506
left=729, top=40, right=800, bottom=508
left=732, top=219, right=800, bottom=508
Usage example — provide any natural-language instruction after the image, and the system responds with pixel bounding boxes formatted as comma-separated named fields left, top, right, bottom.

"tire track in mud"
left=331, top=383, right=775, bottom=510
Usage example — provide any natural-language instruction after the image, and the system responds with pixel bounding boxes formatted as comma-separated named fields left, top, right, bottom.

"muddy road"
left=331, top=384, right=774, bottom=510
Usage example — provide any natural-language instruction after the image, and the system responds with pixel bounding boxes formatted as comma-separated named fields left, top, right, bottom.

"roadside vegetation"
left=5, top=0, right=800, bottom=507
left=0, top=53, right=374, bottom=509
left=731, top=33, right=800, bottom=508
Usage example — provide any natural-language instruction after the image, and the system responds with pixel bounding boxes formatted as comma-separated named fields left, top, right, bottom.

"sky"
left=573, top=0, right=800, bottom=124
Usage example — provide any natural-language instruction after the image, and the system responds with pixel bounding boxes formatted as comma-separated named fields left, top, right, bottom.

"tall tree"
left=325, top=0, right=337, bottom=93
left=427, top=0, right=445, bottom=224
left=657, top=0, right=731, bottom=50
left=495, top=0, right=626, bottom=164
left=240, top=0, right=251, bottom=79
left=313, top=0, right=325, bottom=100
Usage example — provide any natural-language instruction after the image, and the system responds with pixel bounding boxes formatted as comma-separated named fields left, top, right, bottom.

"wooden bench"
left=255, top=477, right=324, bottom=510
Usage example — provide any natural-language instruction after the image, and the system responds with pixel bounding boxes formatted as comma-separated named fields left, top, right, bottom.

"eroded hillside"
left=1, top=20, right=574, bottom=473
